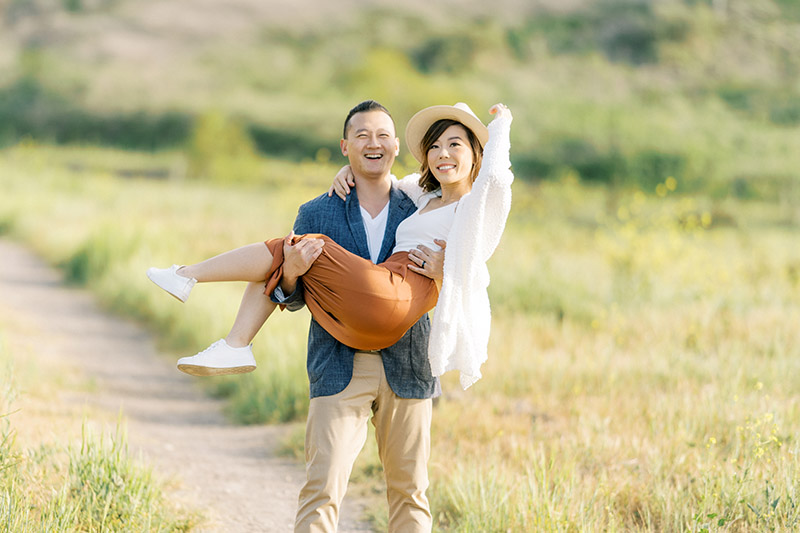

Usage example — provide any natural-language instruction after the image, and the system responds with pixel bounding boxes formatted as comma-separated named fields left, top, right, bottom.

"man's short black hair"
left=342, top=100, right=394, bottom=139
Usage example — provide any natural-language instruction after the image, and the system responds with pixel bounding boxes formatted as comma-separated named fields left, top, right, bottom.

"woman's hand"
left=408, top=239, right=446, bottom=290
left=489, top=103, right=512, bottom=122
left=327, top=165, right=355, bottom=200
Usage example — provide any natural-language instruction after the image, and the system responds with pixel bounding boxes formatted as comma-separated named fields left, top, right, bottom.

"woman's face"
left=426, top=124, right=475, bottom=188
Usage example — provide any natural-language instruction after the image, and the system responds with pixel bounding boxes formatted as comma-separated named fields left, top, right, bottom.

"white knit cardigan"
left=395, top=113, right=514, bottom=389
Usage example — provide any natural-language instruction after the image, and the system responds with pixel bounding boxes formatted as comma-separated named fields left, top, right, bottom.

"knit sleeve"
left=451, top=113, right=514, bottom=264
left=392, top=173, right=426, bottom=206
left=427, top=112, right=514, bottom=389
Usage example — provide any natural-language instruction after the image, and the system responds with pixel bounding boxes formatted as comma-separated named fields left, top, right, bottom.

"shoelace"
left=196, top=340, right=226, bottom=356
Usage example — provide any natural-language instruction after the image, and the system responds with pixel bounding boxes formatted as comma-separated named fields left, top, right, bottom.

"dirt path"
left=0, top=238, right=371, bottom=532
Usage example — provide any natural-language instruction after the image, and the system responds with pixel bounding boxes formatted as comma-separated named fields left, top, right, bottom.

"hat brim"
left=405, top=105, right=489, bottom=164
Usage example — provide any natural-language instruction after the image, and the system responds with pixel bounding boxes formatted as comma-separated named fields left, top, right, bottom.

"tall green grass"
left=0, top=334, right=199, bottom=531
left=0, top=419, right=199, bottom=531
left=2, top=145, right=800, bottom=530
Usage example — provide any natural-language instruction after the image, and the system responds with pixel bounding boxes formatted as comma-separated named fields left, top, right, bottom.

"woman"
left=147, top=102, right=513, bottom=388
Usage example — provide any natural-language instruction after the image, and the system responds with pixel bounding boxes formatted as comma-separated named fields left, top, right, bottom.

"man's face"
left=340, top=110, right=399, bottom=181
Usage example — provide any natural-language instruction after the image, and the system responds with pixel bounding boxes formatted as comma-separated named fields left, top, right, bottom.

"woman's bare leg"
left=177, top=243, right=273, bottom=282
left=224, top=282, right=278, bottom=347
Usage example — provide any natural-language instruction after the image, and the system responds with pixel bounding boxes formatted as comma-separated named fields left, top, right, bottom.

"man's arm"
left=270, top=206, right=323, bottom=311
left=279, top=232, right=324, bottom=295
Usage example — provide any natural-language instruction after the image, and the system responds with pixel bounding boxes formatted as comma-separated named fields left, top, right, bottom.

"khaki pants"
left=294, top=352, right=433, bottom=533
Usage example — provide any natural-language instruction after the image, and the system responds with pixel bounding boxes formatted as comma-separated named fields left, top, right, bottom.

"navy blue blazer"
left=276, top=185, right=441, bottom=399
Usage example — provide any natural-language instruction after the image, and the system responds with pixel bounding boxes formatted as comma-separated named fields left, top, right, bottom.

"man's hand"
left=408, top=239, right=446, bottom=290
left=280, top=232, right=324, bottom=294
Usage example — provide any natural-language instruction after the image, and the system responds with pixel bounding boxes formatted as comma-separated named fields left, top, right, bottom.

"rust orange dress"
left=263, top=235, right=439, bottom=351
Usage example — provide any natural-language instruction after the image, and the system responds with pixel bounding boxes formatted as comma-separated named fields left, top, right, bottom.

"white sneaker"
left=177, top=339, right=257, bottom=377
left=146, top=265, right=197, bottom=302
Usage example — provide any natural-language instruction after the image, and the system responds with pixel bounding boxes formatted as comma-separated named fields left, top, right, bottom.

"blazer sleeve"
left=269, top=202, right=313, bottom=311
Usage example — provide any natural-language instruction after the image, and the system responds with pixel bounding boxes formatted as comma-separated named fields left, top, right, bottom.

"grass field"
left=3, top=0, right=800, bottom=530
left=2, top=143, right=799, bottom=531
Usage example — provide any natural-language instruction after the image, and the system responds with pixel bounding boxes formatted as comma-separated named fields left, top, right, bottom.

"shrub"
left=0, top=77, right=192, bottom=150
left=628, top=149, right=688, bottom=191
left=411, top=34, right=477, bottom=74
left=185, top=111, right=261, bottom=184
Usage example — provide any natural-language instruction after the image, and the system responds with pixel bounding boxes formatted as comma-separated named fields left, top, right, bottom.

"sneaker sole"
left=177, top=364, right=256, bottom=377
left=146, top=271, right=188, bottom=303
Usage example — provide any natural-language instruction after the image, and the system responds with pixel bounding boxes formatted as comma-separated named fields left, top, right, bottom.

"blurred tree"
left=411, top=35, right=477, bottom=74
left=62, top=0, right=82, bottom=12
left=186, top=111, right=261, bottom=184
left=336, top=48, right=462, bottom=124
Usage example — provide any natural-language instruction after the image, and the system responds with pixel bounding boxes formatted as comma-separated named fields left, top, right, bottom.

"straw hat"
left=404, top=102, right=489, bottom=164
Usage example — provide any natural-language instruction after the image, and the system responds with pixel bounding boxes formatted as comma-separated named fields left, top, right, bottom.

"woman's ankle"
left=176, top=265, right=197, bottom=280
left=224, top=336, right=251, bottom=349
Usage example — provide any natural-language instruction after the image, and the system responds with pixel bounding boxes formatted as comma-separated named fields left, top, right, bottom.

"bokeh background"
left=2, top=0, right=800, bottom=531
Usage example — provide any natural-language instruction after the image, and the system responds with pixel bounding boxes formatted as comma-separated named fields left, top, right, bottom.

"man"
left=275, top=100, right=441, bottom=532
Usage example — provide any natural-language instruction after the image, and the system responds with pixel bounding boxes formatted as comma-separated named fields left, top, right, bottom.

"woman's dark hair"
left=417, top=119, right=483, bottom=193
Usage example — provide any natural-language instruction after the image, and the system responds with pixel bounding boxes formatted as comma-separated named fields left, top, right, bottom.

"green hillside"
left=2, top=0, right=800, bottom=195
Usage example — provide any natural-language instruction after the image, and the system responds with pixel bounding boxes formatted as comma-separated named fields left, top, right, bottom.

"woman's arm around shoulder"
left=326, top=166, right=427, bottom=207
left=394, top=173, right=426, bottom=206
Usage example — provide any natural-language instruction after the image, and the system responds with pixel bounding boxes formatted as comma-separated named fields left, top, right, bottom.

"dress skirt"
left=263, top=234, right=439, bottom=351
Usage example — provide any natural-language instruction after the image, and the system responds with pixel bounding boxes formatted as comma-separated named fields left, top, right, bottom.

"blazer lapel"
left=345, top=188, right=371, bottom=260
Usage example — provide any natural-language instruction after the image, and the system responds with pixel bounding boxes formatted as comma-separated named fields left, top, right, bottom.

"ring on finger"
left=422, top=260, right=426, bottom=268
